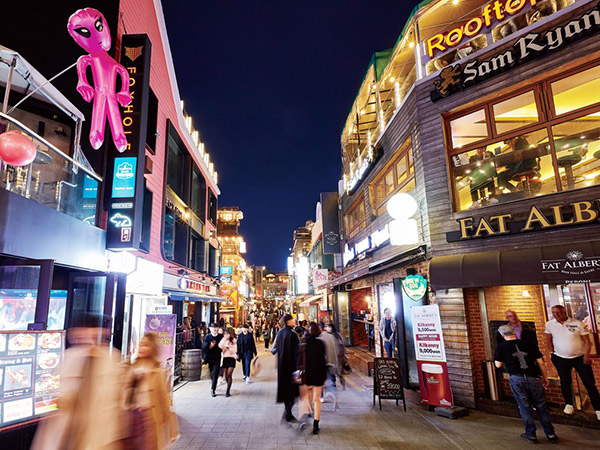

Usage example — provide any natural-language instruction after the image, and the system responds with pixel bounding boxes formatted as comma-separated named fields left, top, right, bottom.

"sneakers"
left=218, top=377, right=225, bottom=386
left=563, top=404, right=574, bottom=415
left=520, top=433, right=537, bottom=444
left=245, top=377, right=251, bottom=384
left=547, top=434, right=559, bottom=443
left=242, top=376, right=247, bottom=382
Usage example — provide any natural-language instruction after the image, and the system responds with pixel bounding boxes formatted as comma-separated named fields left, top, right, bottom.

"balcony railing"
left=0, top=112, right=101, bottom=225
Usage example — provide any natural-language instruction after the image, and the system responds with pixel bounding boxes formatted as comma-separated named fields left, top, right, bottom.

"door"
left=335, top=291, right=351, bottom=345
left=66, top=271, right=126, bottom=349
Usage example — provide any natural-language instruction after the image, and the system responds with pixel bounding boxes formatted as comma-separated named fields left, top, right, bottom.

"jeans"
left=551, top=354, right=600, bottom=410
left=209, top=362, right=220, bottom=391
left=384, top=340, right=393, bottom=358
left=509, top=375, right=555, bottom=438
left=242, top=353, right=253, bottom=378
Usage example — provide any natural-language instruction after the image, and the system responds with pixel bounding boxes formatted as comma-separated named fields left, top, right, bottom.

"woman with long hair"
left=298, top=322, right=327, bottom=434
left=326, top=323, right=347, bottom=390
left=125, top=332, right=179, bottom=449
left=218, top=327, right=238, bottom=397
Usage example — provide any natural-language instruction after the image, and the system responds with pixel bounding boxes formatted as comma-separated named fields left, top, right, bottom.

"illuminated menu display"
left=0, top=331, right=64, bottom=428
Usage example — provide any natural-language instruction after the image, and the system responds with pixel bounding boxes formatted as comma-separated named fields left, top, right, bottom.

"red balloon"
left=0, top=130, right=37, bottom=166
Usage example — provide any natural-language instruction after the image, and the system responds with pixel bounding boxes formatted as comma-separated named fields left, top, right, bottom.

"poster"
left=410, top=305, right=453, bottom=408
left=145, top=314, right=176, bottom=389
left=0, top=331, right=64, bottom=429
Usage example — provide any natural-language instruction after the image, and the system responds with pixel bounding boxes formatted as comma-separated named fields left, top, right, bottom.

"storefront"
left=163, top=272, right=222, bottom=326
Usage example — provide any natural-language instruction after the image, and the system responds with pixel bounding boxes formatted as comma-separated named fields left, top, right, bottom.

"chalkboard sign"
left=373, top=357, right=406, bottom=411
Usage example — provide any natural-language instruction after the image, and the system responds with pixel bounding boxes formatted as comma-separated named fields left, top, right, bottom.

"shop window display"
left=448, top=61, right=600, bottom=211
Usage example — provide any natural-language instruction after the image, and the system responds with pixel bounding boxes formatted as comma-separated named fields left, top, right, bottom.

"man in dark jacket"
left=237, top=324, right=257, bottom=384
left=277, top=314, right=299, bottom=422
left=202, top=323, right=223, bottom=397
left=497, top=310, right=539, bottom=347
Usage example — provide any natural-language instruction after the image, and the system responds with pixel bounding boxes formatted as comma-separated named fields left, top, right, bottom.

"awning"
left=165, top=289, right=226, bottom=303
left=430, top=240, right=600, bottom=291
left=299, top=295, right=322, bottom=307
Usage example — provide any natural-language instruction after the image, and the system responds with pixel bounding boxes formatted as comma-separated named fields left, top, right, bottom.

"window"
left=163, top=207, right=189, bottom=266
left=191, top=232, right=206, bottom=272
left=551, top=65, right=600, bottom=116
left=493, top=91, right=539, bottom=135
left=166, top=134, right=186, bottom=200
left=140, top=186, right=152, bottom=253
left=191, top=167, right=206, bottom=220
left=344, top=196, right=366, bottom=238
left=450, top=109, right=488, bottom=149
left=446, top=61, right=600, bottom=211
left=372, top=138, right=415, bottom=214
left=208, top=191, right=217, bottom=224
left=146, top=88, right=158, bottom=153
left=208, top=245, right=219, bottom=278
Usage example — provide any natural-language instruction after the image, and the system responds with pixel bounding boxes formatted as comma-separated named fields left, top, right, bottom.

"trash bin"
left=181, top=349, right=202, bottom=381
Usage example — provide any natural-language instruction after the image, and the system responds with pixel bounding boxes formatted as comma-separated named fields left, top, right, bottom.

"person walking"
left=237, top=324, right=257, bottom=383
left=202, top=323, right=223, bottom=397
left=379, top=308, right=397, bottom=358
left=219, top=327, right=237, bottom=397
left=276, top=313, right=300, bottom=423
left=545, top=304, right=600, bottom=420
left=318, top=321, right=339, bottom=409
left=495, top=324, right=558, bottom=444
left=326, top=323, right=347, bottom=389
left=298, top=322, right=327, bottom=435
left=123, top=333, right=179, bottom=449
left=263, top=321, right=274, bottom=350
left=182, top=316, right=193, bottom=349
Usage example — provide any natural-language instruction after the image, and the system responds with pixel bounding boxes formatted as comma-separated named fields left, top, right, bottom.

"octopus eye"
left=94, top=18, right=103, bottom=32
left=74, top=27, right=91, bottom=38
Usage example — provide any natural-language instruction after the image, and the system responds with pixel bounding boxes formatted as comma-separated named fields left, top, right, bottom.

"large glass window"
left=191, top=167, right=206, bottom=220
left=551, top=65, right=600, bottom=116
left=167, top=135, right=186, bottom=200
left=191, top=233, right=206, bottom=273
left=344, top=196, right=366, bottom=239
left=447, top=61, right=600, bottom=211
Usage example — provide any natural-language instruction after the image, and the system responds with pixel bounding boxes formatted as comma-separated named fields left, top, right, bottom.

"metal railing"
left=0, top=112, right=101, bottom=225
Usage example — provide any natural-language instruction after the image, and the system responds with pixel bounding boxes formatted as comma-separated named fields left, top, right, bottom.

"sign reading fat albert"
left=431, top=6, right=600, bottom=101
left=448, top=199, right=600, bottom=241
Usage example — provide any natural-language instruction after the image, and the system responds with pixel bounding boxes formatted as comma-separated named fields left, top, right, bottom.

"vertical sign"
left=145, top=314, right=177, bottom=390
left=410, top=304, right=453, bottom=408
left=321, top=192, right=341, bottom=254
left=105, top=34, right=152, bottom=250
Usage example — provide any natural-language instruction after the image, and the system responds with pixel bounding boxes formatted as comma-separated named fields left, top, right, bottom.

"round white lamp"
left=386, top=192, right=418, bottom=219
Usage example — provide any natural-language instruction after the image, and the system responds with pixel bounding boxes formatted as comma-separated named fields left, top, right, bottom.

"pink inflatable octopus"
left=68, top=8, right=131, bottom=152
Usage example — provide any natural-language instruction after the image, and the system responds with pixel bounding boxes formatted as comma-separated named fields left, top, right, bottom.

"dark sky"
left=162, top=1, right=412, bottom=270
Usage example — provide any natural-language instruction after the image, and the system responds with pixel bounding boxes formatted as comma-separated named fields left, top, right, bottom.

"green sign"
left=402, top=274, right=427, bottom=301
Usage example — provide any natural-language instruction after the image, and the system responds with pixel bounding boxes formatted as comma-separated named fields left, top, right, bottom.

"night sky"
left=162, top=1, right=412, bottom=270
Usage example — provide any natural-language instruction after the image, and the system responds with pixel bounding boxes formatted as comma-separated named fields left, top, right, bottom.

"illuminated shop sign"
left=220, top=266, right=233, bottom=275
left=105, top=34, right=151, bottom=250
left=343, top=224, right=392, bottom=267
left=449, top=199, right=600, bottom=241
left=431, top=6, right=600, bottom=101
left=345, top=147, right=382, bottom=195
left=425, top=0, right=538, bottom=58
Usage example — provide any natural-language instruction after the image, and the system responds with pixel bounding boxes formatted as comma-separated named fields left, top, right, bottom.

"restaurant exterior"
left=336, top=0, right=600, bottom=418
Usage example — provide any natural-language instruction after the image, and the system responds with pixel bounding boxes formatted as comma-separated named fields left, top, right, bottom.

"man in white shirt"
left=545, top=305, right=600, bottom=420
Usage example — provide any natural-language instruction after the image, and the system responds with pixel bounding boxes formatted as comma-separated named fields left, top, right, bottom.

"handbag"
left=292, top=342, right=306, bottom=385
left=252, top=356, right=262, bottom=376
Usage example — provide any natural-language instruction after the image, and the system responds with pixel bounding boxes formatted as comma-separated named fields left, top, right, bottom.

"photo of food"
left=35, top=373, right=60, bottom=392
left=37, top=353, right=60, bottom=370
left=4, top=364, right=32, bottom=391
left=38, top=333, right=61, bottom=349
left=8, top=333, right=35, bottom=351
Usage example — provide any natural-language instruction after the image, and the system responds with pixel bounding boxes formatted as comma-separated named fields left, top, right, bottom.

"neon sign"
left=425, top=0, right=539, bottom=58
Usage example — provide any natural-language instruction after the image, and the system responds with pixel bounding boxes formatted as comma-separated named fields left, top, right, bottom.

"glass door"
left=335, top=292, right=351, bottom=345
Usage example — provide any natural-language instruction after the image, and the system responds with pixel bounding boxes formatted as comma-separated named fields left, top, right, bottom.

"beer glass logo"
left=422, top=363, right=446, bottom=404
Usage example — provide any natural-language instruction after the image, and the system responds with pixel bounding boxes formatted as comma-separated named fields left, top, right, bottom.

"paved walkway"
left=172, top=350, right=600, bottom=449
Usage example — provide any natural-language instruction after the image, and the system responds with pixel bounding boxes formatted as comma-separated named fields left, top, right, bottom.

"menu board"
left=0, top=331, right=64, bottom=429
left=373, top=357, right=406, bottom=411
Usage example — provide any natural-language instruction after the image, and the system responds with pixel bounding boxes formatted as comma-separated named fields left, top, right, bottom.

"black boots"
left=313, top=419, right=320, bottom=435
left=226, top=389, right=231, bottom=397
left=211, top=390, right=216, bottom=397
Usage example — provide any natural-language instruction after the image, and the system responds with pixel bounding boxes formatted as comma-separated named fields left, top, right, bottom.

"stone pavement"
left=172, top=350, right=600, bottom=450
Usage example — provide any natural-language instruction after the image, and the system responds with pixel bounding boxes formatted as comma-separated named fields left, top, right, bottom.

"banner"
left=321, top=192, right=341, bottom=254
left=145, top=314, right=176, bottom=389
left=410, top=305, right=453, bottom=408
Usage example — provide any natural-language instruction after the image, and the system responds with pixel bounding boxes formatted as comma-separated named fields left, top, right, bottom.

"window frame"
left=344, top=194, right=366, bottom=239
left=444, top=59, right=600, bottom=212
left=370, top=137, right=415, bottom=215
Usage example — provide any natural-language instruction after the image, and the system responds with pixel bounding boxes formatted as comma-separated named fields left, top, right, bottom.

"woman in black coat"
left=298, top=322, right=327, bottom=435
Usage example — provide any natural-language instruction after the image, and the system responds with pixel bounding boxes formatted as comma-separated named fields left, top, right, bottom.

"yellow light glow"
left=452, top=0, right=459, bottom=4
left=409, top=42, right=415, bottom=49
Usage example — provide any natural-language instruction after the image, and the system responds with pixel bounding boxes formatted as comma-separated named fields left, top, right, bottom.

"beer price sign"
left=410, top=305, right=453, bottom=408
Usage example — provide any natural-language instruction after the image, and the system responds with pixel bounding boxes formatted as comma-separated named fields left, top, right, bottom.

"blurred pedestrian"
left=32, top=313, right=125, bottom=450
left=263, top=321, right=274, bottom=350
left=298, top=322, right=327, bottom=434
left=202, top=323, right=223, bottom=397
left=124, top=333, right=179, bottom=449
left=219, top=327, right=237, bottom=397
left=237, top=324, right=257, bottom=383
left=182, top=316, right=192, bottom=349
left=318, top=321, right=338, bottom=409
left=326, top=323, right=347, bottom=389
left=276, top=313, right=300, bottom=422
